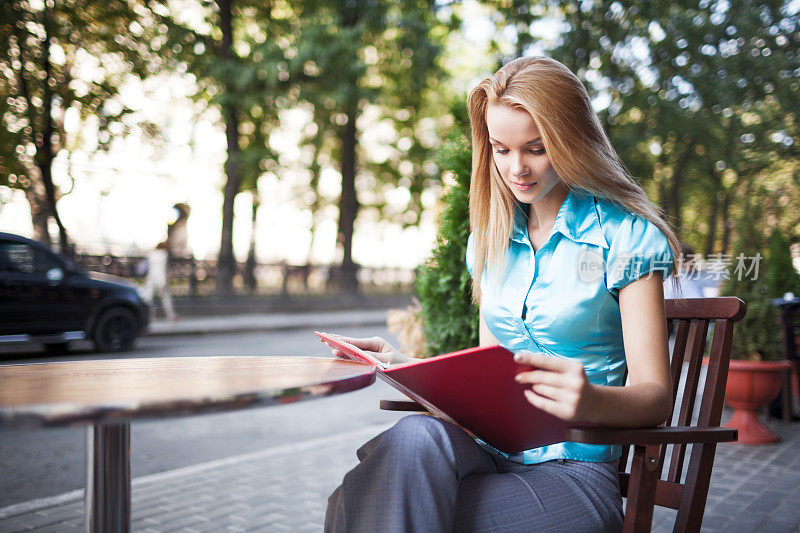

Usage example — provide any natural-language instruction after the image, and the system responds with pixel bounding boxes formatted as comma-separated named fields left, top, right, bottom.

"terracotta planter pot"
left=724, top=359, right=793, bottom=445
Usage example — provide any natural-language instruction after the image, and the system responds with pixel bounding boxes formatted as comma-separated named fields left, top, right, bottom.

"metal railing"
left=73, top=254, right=415, bottom=296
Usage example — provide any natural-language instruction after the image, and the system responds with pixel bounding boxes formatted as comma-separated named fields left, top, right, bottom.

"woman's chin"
left=510, top=188, right=543, bottom=204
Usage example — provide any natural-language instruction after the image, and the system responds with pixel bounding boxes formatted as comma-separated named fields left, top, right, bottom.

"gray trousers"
left=325, top=415, right=623, bottom=533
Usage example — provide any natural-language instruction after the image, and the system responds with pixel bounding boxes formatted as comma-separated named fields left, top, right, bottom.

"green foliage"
left=721, top=208, right=782, bottom=360
left=151, top=1, right=286, bottom=193
left=546, top=0, right=800, bottom=254
left=414, top=99, right=478, bottom=356
left=481, top=0, right=544, bottom=66
left=764, top=228, right=800, bottom=299
left=0, top=0, right=161, bottom=243
left=153, top=1, right=453, bottom=288
left=290, top=0, right=453, bottom=227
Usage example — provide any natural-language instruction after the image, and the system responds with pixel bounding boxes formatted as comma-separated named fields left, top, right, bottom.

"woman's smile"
left=511, top=180, right=538, bottom=192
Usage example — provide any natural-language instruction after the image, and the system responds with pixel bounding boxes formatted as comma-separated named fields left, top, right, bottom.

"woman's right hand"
left=328, top=335, right=413, bottom=365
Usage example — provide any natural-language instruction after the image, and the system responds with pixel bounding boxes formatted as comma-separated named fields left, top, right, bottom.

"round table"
left=0, top=356, right=376, bottom=532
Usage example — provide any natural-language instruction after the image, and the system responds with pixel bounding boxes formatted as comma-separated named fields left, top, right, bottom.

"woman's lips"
left=511, top=181, right=538, bottom=192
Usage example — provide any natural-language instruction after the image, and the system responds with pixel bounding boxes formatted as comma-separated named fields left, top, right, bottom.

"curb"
left=144, top=309, right=391, bottom=338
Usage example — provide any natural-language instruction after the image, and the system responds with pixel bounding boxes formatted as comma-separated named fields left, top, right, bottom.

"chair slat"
left=669, top=319, right=690, bottom=408
left=696, top=320, right=735, bottom=427
left=679, top=320, right=710, bottom=426
left=668, top=319, right=709, bottom=482
left=656, top=319, right=685, bottom=476
left=674, top=309, right=742, bottom=530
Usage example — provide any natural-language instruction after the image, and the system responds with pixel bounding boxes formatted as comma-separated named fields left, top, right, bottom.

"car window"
left=0, top=242, right=61, bottom=275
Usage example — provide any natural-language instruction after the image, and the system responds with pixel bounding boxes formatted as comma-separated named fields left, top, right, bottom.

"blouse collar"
left=511, top=188, right=609, bottom=250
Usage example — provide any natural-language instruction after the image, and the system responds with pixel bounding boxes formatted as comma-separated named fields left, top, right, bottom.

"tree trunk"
left=244, top=189, right=259, bottom=293
left=332, top=4, right=361, bottom=294
left=23, top=177, right=51, bottom=245
left=215, top=0, right=242, bottom=295
left=38, top=3, right=69, bottom=253
left=665, top=138, right=693, bottom=230
left=336, top=101, right=360, bottom=293
left=720, top=192, right=732, bottom=255
left=305, top=120, right=325, bottom=265
left=704, top=186, right=720, bottom=256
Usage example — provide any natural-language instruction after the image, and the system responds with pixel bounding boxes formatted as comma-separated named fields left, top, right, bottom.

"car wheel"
left=43, top=342, right=70, bottom=354
left=92, top=307, right=139, bottom=353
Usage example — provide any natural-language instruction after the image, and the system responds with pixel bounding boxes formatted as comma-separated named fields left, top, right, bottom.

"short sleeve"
left=466, top=232, right=475, bottom=277
left=606, top=214, right=674, bottom=292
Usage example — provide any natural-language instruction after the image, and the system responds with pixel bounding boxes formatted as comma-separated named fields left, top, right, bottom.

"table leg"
left=85, top=421, right=131, bottom=533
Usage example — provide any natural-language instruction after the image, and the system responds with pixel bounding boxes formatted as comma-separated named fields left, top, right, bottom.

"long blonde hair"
left=467, top=56, right=680, bottom=301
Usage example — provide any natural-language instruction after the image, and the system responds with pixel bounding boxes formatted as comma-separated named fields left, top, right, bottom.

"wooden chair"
left=380, top=297, right=746, bottom=533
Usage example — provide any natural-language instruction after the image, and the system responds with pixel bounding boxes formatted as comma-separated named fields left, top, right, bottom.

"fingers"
left=514, top=351, right=571, bottom=371
left=363, top=350, right=392, bottom=364
left=334, top=335, right=391, bottom=353
left=330, top=348, right=356, bottom=361
left=526, top=383, right=572, bottom=403
left=523, top=390, right=573, bottom=420
left=515, top=351, right=591, bottom=421
left=515, top=369, right=563, bottom=386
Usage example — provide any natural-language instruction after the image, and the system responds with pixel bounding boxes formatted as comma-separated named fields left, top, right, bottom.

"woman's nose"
left=510, top=154, right=529, bottom=177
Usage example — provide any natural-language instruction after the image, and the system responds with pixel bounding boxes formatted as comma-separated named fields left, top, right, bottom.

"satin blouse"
left=466, top=188, right=674, bottom=464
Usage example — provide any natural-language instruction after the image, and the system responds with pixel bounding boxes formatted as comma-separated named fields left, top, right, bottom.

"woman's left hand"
left=514, top=351, right=597, bottom=422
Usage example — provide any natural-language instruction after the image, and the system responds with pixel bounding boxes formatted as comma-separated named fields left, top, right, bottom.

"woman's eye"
left=493, top=147, right=546, bottom=156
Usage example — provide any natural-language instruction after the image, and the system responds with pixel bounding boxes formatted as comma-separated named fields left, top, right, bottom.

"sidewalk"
left=1, top=408, right=799, bottom=532
left=3, top=300, right=800, bottom=531
left=145, top=293, right=413, bottom=337
left=146, top=308, right=392, bottom=337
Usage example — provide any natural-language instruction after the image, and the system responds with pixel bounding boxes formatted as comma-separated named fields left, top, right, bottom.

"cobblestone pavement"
left=651, top=409, right=800, bottom=533
left=1, top=406, right=799, bottom=532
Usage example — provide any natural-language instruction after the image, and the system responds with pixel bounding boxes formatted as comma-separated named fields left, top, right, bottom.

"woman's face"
left=485, top=104, right=561, bottom=204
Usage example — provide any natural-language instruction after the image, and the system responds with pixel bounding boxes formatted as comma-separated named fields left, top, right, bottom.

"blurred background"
left=1, top=0, right=799, bottom=298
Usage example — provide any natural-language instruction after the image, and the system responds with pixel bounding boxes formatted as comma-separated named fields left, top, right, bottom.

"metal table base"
left=86, top=422, right=131, bottom=533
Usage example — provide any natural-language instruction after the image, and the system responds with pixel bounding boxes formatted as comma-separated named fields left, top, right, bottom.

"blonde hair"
left=467, top=56, right=680, bottom=301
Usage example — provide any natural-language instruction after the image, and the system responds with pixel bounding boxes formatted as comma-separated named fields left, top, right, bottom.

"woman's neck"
left=527, top=182, right=569, bottom=238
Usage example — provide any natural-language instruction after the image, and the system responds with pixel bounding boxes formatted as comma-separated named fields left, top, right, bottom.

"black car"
left=0, top=232, right=150, bottom=353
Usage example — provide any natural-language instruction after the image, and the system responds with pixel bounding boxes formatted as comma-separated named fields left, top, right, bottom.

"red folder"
left=315, top=331, right=573, bottom=453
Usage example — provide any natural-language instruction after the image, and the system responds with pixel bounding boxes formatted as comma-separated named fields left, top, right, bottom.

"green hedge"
left=414, top=99, right=479, bottom=356
left=721, top=211, right=783, bottom=361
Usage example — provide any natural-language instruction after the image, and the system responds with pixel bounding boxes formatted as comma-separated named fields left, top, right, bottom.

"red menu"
left=315, top=331, right=575, bottom=452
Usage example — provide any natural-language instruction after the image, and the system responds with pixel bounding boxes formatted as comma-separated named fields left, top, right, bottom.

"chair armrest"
left=379, top=399, right=427, bottom=412
left=564, top=425, right=737, bottom=445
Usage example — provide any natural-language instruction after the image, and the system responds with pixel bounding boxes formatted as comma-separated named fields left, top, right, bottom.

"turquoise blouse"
left=466, top=188, right=673, bottom=464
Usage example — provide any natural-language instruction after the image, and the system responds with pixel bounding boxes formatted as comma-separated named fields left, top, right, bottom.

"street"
left=0, top=324, right=406, bottom=509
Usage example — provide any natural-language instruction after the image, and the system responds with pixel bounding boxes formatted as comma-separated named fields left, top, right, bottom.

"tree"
left=291, top=0, right=452, bottom=292
left=481, top=0, right=543, bottom=64
left=0, top=0, right=157, bottom=251
left=546, top=0, right=800, bottom=254
left=152, top=1, right=289, bottom=294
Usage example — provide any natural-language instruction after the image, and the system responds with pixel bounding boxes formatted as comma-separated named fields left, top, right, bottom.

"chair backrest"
left=616, top=297, right=746, bottom=531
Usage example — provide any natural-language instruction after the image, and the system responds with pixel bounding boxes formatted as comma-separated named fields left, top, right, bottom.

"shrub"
left=764, top=228, right=800, bottom=299
left=414, top=99, right=479, bottom=356
left=720, top=212, right=782, bottom=361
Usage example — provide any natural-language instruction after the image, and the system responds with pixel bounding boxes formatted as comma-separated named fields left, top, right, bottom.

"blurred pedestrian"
left=664, top=242, right=704, bottom=298
left=143, top=241, right=178, bottom=323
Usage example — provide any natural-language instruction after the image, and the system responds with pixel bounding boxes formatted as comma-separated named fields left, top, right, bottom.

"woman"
left=325, top=56, right=679, bottom=532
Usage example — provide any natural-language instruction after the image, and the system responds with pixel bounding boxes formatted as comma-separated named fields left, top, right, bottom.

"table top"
left=0, top=356, right=376, bottom=428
